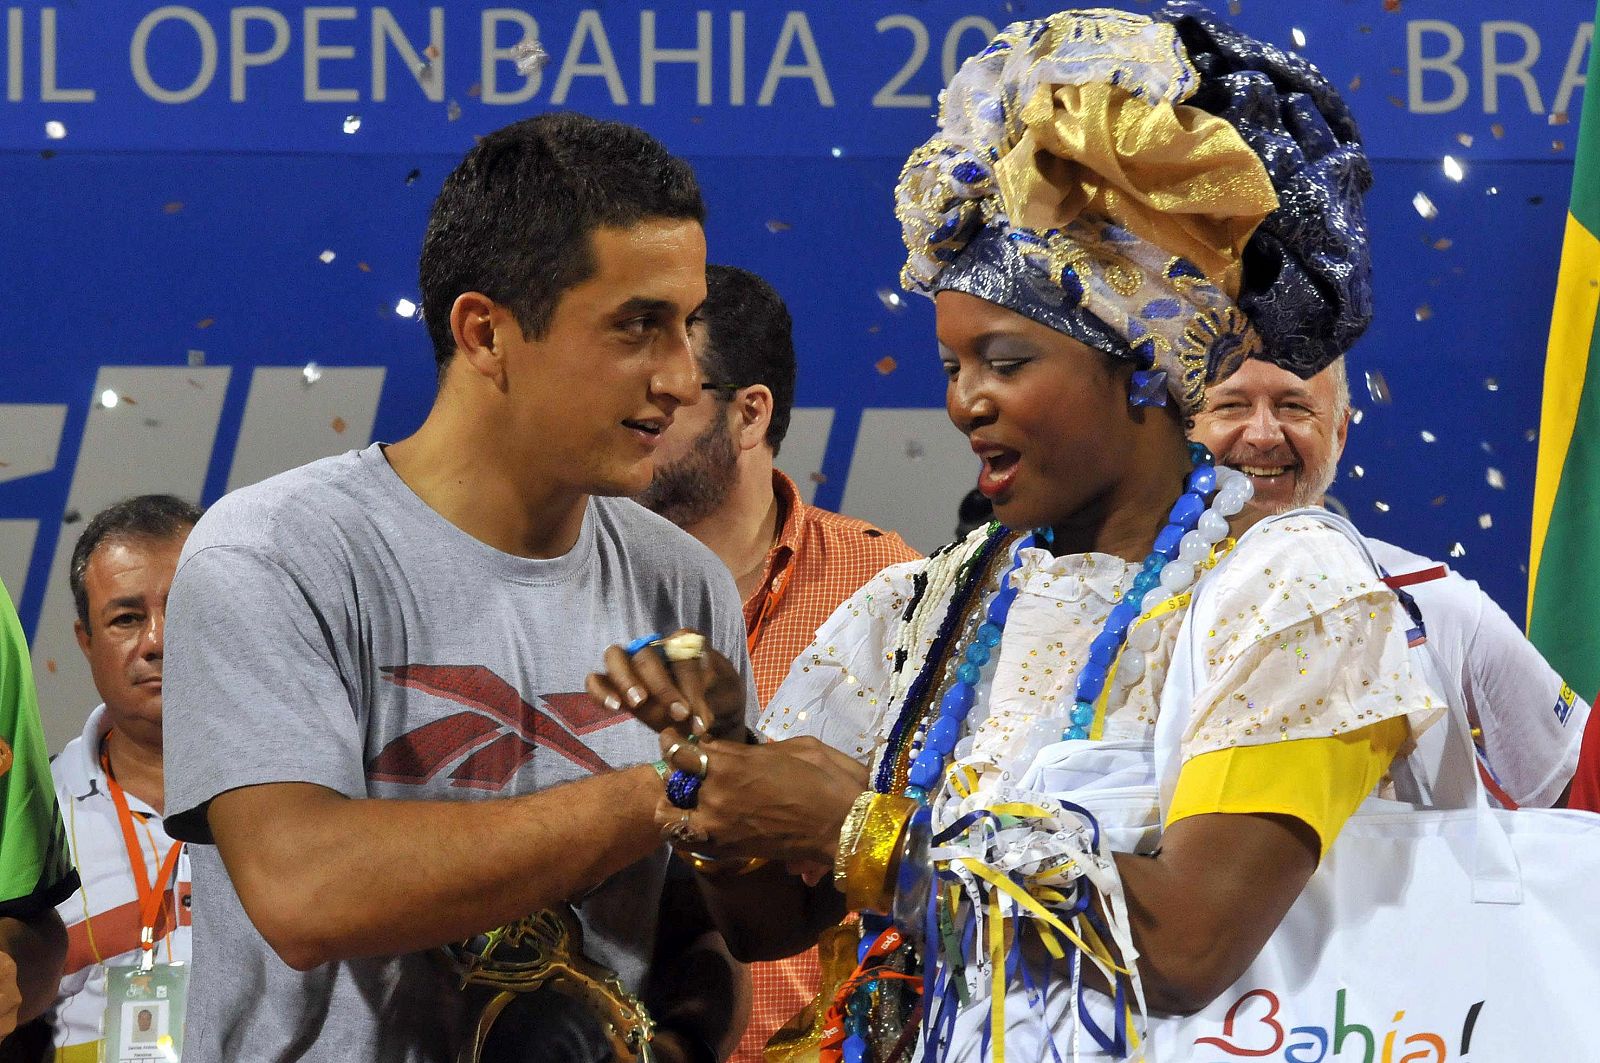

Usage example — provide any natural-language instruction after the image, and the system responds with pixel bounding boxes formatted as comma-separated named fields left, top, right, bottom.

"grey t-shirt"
left=163, top=444, right=751, bottom=1062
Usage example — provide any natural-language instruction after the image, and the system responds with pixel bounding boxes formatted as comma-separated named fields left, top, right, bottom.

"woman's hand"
left=651, top=735, right=865, bottom=868
left=586, top=630, right=747, bottom=740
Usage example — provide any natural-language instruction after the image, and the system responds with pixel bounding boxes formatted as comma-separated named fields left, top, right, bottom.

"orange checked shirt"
left=736, top=471, right=921, bottom=1063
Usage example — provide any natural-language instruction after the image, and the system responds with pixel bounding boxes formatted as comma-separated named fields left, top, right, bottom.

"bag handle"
left=1157, top=508, right=1522, bottom=905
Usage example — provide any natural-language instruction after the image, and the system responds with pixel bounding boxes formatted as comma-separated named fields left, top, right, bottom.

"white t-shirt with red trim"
left=1366, top=538, right=1588, bottom=807
left=45, top=705, right=192, bottom=1060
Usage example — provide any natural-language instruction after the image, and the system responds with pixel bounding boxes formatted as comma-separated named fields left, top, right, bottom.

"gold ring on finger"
left=663, top=740, right=709, bottom=778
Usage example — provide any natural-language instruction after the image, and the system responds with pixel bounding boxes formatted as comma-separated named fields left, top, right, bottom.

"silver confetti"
left=342, top=115, right=362, bottom=134
left=1420, top=430, right=1437, bottom=443
left=765, top=220, right=792, bottom=234
left=1484, top=377, right=1499, bottom=391
left=1364, top=370, right=1392, bottom=405
left=878, top=288, right=907, bottom=313
left=319, top=249, right=336, bottom=264
left=1442, top=155, right=1465, bottom=182
left=1478, top=513, right=1493, bottom=529
left=1486, top=467, right=1505, bottom=489
left=446, top=99, right=461, bottom=122
left=1374, top=500, right=1391, bottom=512
left=1350, top=465, right=1365, bottom=478
left=1351, top=408, right=1365, bottom=425
left=99, top=389, right=120, bottom=409
left=302, top=362, right=324, bottom=386
left=1412, top=192, right=1438, bottom=219
left=45, top=120, right=66, bottom=140
left=512, top=38, right=549, bottom=77
left=395, top=298, right=418, bottom=318
left=1449, top=542, right=1466, bottom=557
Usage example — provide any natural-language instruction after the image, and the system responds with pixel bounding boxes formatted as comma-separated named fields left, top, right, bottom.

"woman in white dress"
left=591, top=5, right=1441, bottom=1060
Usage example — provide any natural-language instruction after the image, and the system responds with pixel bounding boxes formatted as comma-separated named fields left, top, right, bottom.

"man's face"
left=75, top=534, right=187, bottom=743
left=1191, top=359, right=1350, bottom=520
left=635, top=325, right=742, bottom=527
left=499, top=220, right=708, bottom=500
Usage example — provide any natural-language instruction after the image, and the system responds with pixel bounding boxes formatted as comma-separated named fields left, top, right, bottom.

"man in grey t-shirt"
left=163, top=114, right=755, bottom=1062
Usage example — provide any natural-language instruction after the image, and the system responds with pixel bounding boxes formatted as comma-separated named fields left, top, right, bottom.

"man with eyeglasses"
left=635, top=264, right=919, bottom=1061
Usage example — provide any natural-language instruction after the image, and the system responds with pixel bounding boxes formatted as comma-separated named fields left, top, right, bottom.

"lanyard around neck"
left=100, top=746, right=182, bottom=968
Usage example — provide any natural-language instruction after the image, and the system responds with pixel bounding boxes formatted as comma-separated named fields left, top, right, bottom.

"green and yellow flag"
left=1529, top=4, right=1600, bottom=702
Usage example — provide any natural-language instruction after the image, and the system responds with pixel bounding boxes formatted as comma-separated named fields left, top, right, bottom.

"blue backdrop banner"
left=0, top=0, right=1592, bottom=746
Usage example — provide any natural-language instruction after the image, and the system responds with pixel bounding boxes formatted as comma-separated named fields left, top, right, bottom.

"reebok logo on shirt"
left=366, top=664, right=631, bottom=790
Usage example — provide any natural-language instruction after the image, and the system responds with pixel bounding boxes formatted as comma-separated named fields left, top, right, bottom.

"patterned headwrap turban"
left=896, top=2, right=1374, bottom=414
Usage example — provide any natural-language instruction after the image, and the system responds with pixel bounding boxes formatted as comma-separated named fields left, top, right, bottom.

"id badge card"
left=103, top=962, right=188, bottom=1062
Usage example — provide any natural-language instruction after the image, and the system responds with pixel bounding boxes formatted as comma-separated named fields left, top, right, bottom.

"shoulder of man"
left=1360, top=535, right=1485, bottom=626
left=47, top=729, right=92, bottom=808
left=795, top=502, right=923, bottom=562
left=179, top=449, right=372, bottom=564
left=591, top=496, right=732, bottom=578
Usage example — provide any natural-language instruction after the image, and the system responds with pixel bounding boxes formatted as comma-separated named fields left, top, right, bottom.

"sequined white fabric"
left=758, top=513, right=1441, bottom=782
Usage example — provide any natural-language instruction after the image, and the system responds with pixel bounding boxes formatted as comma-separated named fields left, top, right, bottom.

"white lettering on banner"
left=551, top=10, right=627, bottom=105
left=1408, top=18, right=1593, bottom=116
left=0, top=8, right=1590, bottom=116
left=131, top=6, right=218, bottom=104
left=941, top=16, right=995, bottom=83
left=728, top=10, right=745, bottom=106
left=758, top=11, right=831, bottom=106
left=480, top=9, right=539, bottom=105
left=1409, top=20, right=1469, bottom=114
left=1555, top=23, right=1594, bottom=117
left=230, top=6, right=290, bottom=101
left=872, top=15, right=931, bottom=108
left=41, top=7, right=93, bottom=101
left=304, top=6, right=359, bottom=103
left=372, top=7, right=442, bottom=103
left=1482, top=21, right=1543, bottom=114
left=870, top=14, right=1003, bottom=109
left=641, top=10, right=712, bottom=106
left=7, top=8, right=22, bottom=102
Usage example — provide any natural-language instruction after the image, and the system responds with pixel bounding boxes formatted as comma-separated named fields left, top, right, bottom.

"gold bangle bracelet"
left=833, top=791, right=876, bottom=890
left=841, top=794, right=918, bottom=915
left=678, top=851, right=768, bottom=878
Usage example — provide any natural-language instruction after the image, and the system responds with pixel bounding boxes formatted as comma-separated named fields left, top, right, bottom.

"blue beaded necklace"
left=904, top=442, right=1218, bottom=802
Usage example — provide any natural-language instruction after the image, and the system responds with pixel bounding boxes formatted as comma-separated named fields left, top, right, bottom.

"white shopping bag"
left=1145, top=511, right=1600, bottom=1061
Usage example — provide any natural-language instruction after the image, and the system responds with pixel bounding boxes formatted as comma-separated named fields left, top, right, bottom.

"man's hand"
left=0, top=946, right=20, bottom=1038
left=0, top=909, right=68, bottom=1037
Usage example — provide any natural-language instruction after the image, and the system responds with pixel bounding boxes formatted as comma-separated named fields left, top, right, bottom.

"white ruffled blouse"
left=757, top=513, right=1442, bottom=783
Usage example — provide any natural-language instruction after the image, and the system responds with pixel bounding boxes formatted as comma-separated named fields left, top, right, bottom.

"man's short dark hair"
left=699, top=265, right=796, bottom=455
left=70, top=494, right=202, bottom=630
left=418, top=112, right=706, bottom=373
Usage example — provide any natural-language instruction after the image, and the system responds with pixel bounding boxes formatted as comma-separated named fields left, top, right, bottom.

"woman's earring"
left=1128, top=369, right=1169, bottom=408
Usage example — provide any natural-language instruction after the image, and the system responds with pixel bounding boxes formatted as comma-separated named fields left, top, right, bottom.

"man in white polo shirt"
left=1192, top=356, right=1587, bottom=806
left=44, top=495, right=200, bottom=1061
